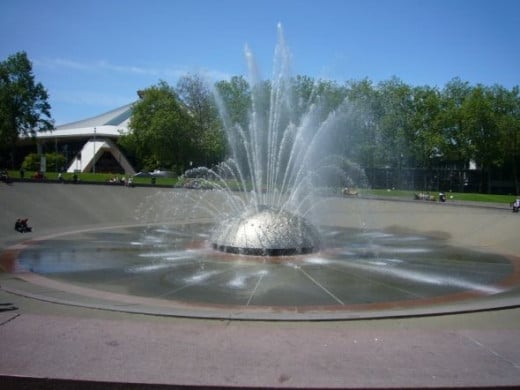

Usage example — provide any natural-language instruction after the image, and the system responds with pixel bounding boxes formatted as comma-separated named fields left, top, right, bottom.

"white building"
left=34, top=103, right=136, bottom=175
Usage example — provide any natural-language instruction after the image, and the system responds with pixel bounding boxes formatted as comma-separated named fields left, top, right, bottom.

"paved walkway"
left=1, top=183, right=519, bottom=388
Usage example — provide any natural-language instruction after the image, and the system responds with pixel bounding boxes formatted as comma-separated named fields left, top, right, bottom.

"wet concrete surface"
left=1, top=183, right=519, bottom=388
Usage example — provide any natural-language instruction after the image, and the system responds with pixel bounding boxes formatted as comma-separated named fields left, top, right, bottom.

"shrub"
left=22, top=152, right=66, bottom=172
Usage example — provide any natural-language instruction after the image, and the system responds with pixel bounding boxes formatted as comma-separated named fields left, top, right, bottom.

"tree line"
left=344, top=77, right=520, bottom=193
left=2, top=51, right=519, bottom=193
left=123, top=74, right=520, bottom=193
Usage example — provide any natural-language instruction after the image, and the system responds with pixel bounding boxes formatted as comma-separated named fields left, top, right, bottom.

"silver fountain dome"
left=211, top=206, right=320, bottom=256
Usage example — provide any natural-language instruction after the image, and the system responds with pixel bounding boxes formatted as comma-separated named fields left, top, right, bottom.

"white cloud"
left=35, top=57, right=177, bottom=77
left=34, top=57, right=232, bottom=81
left=52, top=89, right=132, bottom=107
left=33, top=57, right=236, bottom=125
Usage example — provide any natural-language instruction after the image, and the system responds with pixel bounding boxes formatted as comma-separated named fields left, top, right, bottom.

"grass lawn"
left=365, top=188, right=515, bottom=204
left=11, top=170, right=178, bottom=186
left=8, top=170, right=517, bottom=204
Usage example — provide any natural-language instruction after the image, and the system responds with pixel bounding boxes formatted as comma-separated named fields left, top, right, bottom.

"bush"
left=22, top=152, right=66, bottom=172
left=21, top=153, right=39, bottom=171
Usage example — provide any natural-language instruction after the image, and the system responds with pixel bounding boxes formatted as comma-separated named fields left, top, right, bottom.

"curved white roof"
left=37, top=103, right=134, bottom=139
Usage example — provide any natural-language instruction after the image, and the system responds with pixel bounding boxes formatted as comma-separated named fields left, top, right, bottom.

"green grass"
left=10, top=170, right=178, bottom=186
left=7, top=170, right=517, bottom=204
left=365, top=188, right=514, bottom=204
left=436, top=192, right=515, bottom=203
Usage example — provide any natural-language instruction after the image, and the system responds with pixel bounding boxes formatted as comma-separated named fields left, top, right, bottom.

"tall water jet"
left=200, top=24, right=357, bottom=256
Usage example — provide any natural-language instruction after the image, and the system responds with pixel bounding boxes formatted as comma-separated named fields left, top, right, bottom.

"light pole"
left=93, top=127, right=96, bottom=173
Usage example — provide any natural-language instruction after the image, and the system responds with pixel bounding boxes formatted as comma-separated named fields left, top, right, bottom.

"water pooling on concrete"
left=5, top=221, right=517, bottom=320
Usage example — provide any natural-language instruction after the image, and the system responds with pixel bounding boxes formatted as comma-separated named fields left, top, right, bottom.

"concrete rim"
left=2, top=219, right=520, bottom=321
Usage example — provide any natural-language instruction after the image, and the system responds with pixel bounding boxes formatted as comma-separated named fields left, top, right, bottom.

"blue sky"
left=2, top=0, right=520, bottom=125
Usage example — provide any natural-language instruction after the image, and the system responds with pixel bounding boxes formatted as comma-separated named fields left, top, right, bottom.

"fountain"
left=210, top=206, right=320, bottom=256
left=3, top=25, right=519, bottom=320
left=186, top=24, right=358, bottom=257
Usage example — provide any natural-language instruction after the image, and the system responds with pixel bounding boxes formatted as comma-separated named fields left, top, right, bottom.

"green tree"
left=213, top=76, right=252, bottom=173
left=344, top=78, right=383, bottom=170
left=313, top=79, right=347, bottom=113
left=493, top=85, right=520, bottom=193
left=377, top=77, right=414, bottom=173
left=292, top=75, right=316, bottom=120
left=0, top=52, right=53, bottom=167
left=461, top=85, right=501, bottom=192
left=176, top=74, right=225, bottom=166
left=214, top=76, right=251, bottom=131
left=408, top=86, right=444, bottom=168
left=291, top=76, right=346, bottom=121
left=438, top=78, right=473, bottom=164
left=120, top=81, right=195, bottom=174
